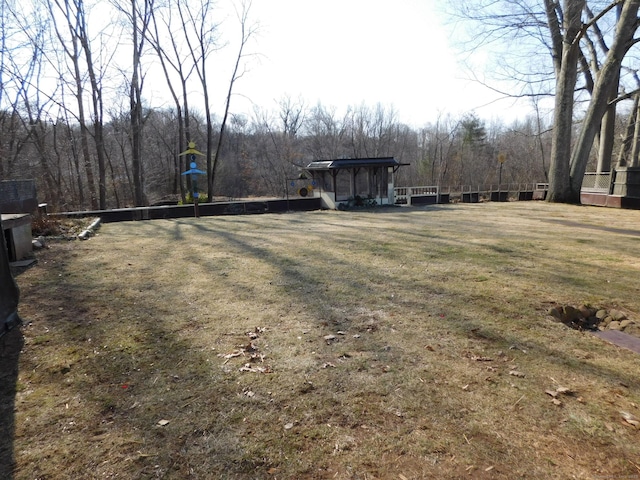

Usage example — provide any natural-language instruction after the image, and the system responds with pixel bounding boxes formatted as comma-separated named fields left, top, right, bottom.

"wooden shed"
left=305, top=157, right=407, bottom=209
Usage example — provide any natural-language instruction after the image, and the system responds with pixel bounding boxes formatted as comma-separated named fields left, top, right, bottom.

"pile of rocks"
left=548, top=304, right=639, bottom=337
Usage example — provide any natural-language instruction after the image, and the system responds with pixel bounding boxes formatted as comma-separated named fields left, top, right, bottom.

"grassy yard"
left=5, top=202, right=640, bottom=479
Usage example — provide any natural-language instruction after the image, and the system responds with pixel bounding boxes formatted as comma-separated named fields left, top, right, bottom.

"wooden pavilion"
left=305, top=157, right=407, bottom=210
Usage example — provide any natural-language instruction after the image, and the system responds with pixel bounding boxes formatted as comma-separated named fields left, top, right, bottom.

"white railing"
left=394, top=186, right=439, bottom=205
left=395, top=183, right=546, bottom=205
left=581, top=173, right=611, bottom=192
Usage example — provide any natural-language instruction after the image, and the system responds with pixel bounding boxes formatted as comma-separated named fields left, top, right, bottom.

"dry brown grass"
left=7, top=202, right=640, bottom=479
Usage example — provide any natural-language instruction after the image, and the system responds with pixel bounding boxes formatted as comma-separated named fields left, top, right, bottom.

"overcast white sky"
left=217, top=0, right=537, bottom=127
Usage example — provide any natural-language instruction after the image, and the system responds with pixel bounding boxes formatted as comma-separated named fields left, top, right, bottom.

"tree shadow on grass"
left=173, top=218, right=632, bottom=391
left=14, top=238, right=288, bottom=478
left=0, top=327, right=23, bottom=480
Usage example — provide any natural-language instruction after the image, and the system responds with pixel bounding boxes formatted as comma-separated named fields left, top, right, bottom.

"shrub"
left=31, top=215, right=62, bottom=236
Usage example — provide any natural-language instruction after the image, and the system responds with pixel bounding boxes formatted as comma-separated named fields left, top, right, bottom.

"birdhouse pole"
left=498, top=153, right=507, bottom=194
left=180, top=142, right=206, bottom=218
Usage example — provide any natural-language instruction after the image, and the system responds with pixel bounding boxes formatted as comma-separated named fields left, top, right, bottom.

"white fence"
left=394, top=183, right=547, bottom=205
left=581, top=173, right=611, bottom=193
left=394, top=186, right=439, bottom=205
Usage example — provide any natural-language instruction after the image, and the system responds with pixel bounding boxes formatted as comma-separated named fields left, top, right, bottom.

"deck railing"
left=394, top=186, right=439, bottom=205
left=395, top=183, right=545, bottom=205
left=581, top=172, right=611, bottom=192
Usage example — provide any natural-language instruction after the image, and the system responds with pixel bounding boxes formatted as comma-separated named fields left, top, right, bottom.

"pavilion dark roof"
left=306, top=157, right=402, bottom=170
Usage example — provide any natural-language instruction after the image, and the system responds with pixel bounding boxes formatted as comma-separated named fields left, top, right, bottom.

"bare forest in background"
left=3, top=100, right=567, bottom=211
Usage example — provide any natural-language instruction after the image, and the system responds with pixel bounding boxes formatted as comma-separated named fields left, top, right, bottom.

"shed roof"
left=306, top=157, right=402, bottom=170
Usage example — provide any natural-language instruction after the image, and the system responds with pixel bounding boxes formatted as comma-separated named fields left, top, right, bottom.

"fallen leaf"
left=552, top=398, right=562, bottom=406
left=221, top=350, right=244, bottom=360
left=136, top=452, right=157, bottom=459
left=509, top=370, right=525, bottom=378
left=471, top=356, right=493, bottom=362
left=157, top=419, right=170, bottom=426
left=555, top=386, right=574, bottom=395
left=322, top=362, right=336, bottom=368
left=244, top=391, right=255, bottom=397
left=239, top=363, right=273, bottom=373
left=545, top=390, right=558, bottom=398
left=621, top=411, right=640, bottom=428
left=284, top=422, right=294, bottom=430
left=336, top=331, right=346, bottom=335
left=249, top=352, right=265, bottom=362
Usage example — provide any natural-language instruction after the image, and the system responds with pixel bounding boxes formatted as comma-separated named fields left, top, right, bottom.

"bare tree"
left=47, top=0, right=100, bottom=209
left=1, top=1, right=48, bottom=182
left=450, top=0, right=640, bottom=202
left=177, top=0, right=257, bottom=199
left=304, top=103, right=347, bottom=159
left=250, top=97, right=306, bottom=196
left=147, top=0, right=198, bottom=202
left=46, top=0, right=113, bottom=209
left=568, top=0, right=640, bottom=199
left=210, top=0, right=258, bottom=197
left=177, top=0, right=219, bottom=201
left=344, top=103, right=399, bottom=158
left=545, top=0, right=586, bottom=202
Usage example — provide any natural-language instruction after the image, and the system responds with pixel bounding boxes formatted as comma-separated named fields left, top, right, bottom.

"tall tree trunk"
left=147, top=5, right=188, bottom=201
left=569, top=0, right=640, bottom=200
left=74, top=0, right=107, bottom=209
left=546, top=0, right=585, bottom=203
left=82, top=38, right=107, bottom=209
left=76, top=73, right=98, bottom=210
left=130, top=0, right=147, bottom=207
left=65, top=122, right=85, bottom=207
left=49, top=0, right=98, bottom=209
